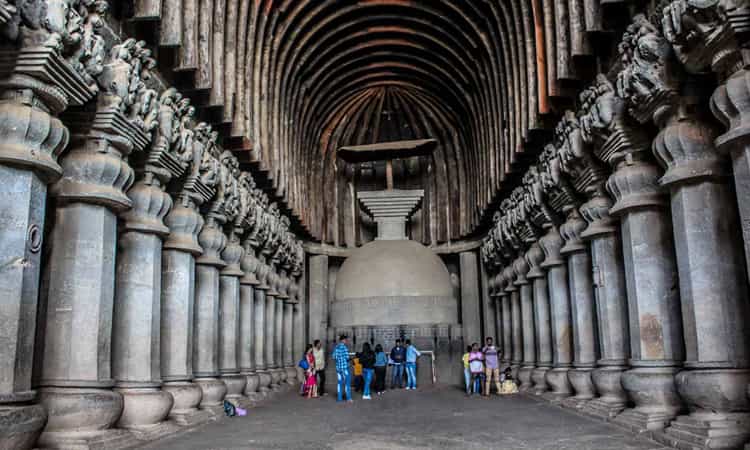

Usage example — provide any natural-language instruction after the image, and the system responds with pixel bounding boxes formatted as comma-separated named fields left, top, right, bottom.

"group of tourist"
left=463, top=337, right=518, bottom=396
left=299, top=335, right=423, bottom=402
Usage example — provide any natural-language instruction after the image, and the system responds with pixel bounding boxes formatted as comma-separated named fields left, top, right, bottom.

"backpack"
left=223, top=400, right=236, bottom=417
left=298, top=356, right=310, bottom=370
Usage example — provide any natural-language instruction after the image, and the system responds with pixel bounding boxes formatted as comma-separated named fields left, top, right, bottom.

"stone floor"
left=143, top=387, right=669, bottom=450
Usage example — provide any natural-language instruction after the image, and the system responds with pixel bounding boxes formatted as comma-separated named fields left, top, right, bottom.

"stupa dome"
left=332, top=239, right=458, bottom=327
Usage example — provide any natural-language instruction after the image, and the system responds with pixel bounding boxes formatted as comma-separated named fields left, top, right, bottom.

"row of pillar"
left=482, top=7, right=750, bottom=450
left=0, top=7, right=306, bottom=448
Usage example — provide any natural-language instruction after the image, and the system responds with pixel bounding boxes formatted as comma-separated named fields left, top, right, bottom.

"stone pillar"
left=38, top=123, right=137, bottom=448
left=193, top=216, right=228, bottom=414
left=579, top=193, right=630, bottom=418
left=559, top=210, right=598, bottom=408
left=218, top=229, right=247, bottom=402
left=292, top=270, right=306, bottom=381
left=283, top=301, right=295, bottom=384
left=712, top=59, right=750, bottom=285
left=500, top=286, right=512, bottom=371
left=526, top=243, right=552, bottom=395
left=308, top=254, right=329, bottom=344
left=460, top=251, right=483, bottom=345
left=607, top=158, right=684, bottom=432
left=274, top=293, right=286, bottom=386
left=274, top=267, right=290, bottom=386
left=161, top=198, right=211, bottom=426
left=539, top=226, right=573, bottom=401
left=265, top=267, right=280, bottom=389
left=254, top=278, right=271, bottom=394
left=0, top=58, right=76, bottom=449
left=480, top=263, right=497, bottom=341
left=112, top=175, right=175, bottom=434
left=514, top=256, right=536, bottom=392
left=239, top=242, right=260, bottom=401
left=504, top=265, right=523, bottom=380
left=654, top=116, right=750, bottom=447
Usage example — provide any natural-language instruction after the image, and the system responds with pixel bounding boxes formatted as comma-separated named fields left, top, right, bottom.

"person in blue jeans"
left=404, top=339, right=421, bottom=390
left=332, top=334, right=352, bottom=402
left=389, top=339, right=406, bottom=389
left=357, top=342, right=376, bottom=400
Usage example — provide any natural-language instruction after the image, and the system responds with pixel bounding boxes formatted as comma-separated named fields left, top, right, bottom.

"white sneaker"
left=363, top=395, right=371, bottom=400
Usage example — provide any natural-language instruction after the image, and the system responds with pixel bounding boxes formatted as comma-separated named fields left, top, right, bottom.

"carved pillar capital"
left=502, top=265, right=518, bottom=293
left=654, top=117, right=728, bottom=186
left=579, top=193, right=617, bottom=239
left=524, top=242, right=545, bottom=279
left=120, top=175, right=172, bottom=235
left=559, top=209, right=588, bottom=255
left=512, top=255, right=530, bottom=286
left=240, top=241, right=260, bottom=285
left=606, top=159, right=668, bottom=215
left=196, top=216, right=227, bottom=267
left=539, top=226, right=565, bottom=268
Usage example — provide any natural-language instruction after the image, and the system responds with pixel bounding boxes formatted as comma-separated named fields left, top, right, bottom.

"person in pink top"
left=468, top=342, right=485, bottom=396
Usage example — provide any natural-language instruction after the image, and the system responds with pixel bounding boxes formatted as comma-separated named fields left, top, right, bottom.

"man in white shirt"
left=313, top=339, right=326, bottom=395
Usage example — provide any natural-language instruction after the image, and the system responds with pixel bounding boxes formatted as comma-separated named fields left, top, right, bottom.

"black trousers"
left=316, top=370, right=326, bottom=395
left=374, top=366, right=386, bottom=392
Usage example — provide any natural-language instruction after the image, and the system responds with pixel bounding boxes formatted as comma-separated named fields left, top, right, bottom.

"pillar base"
left=613, top=366, right=682, bottom=432
left=269, top=369, right=282, bottom=390
left=581, top=366, right=628, bottom=419
left=220, top=374, right=247, bottom=400
left=38, top=386, right=124, bottom=448
left=114, top=387, right=173, bottom=430
left=195, top=377, right=227, bottom=415
left=561, top=368, right=596, bottom=409
left=518, top=366, right=534, bottom=392
left=243, top=373, right=260, bottom=397
left=653, top=368, right=750, bottom=449
left=37, top=429, right=133, bottom=450
left=652, top=412, right=750, bottom=450
left=543, top=368, right=572, bottom=402
left=161, top=381, right=211, bottom=426
left=257, top=370, right=272, bottom=393
left=285, top=367, right=298, bottom=385
left=0, top=403, right=47, bottom=450
left=531, top=367, right=550, bottom=395
left=510, top=364, right=521, bottom=381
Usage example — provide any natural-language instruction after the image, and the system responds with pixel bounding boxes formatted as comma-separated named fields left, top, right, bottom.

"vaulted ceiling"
left=125, top=0, right=632, bottom=245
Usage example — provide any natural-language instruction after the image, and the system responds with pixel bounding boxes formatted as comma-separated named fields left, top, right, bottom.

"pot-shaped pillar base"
left=612, top=367, right=682, bottom=432
left=257, top=371, right=272, bottom=393
left=270, top=369, right=282, bottom=391
left=0, top=403, right=47, bottom=450
left=562, top=368, right=596, bottom=409
left=653, top=369, right=750, bottom=449
left=115, top=387, right=173, bottom=431
left=543, top=368, right=572, bottom=402
left=285, top=367, right=298, bottom=385
left=518, top=367, right=534, bottom=392
left=162, top=381, right=212, bottom=427
left=195, top=378, right=227, bottom=416
left=582, top=366, right=628, bottom=419
left=221, top=374, right=247, bottom=400
left=531, top=367, right=550, bottom=395
left=37, top=387, right=130, bottom=450
left=510, top=364, right=520, bottom=382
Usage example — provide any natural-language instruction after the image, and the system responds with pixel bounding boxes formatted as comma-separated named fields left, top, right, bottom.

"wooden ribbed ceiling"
left=126, top=0, right=632, bottom=245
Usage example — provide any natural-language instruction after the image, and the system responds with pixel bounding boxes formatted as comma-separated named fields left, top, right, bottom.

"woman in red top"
left=304, top=345, right=318, bottom=398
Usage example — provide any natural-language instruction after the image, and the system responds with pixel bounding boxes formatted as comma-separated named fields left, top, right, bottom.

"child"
left=499, top=367, right=519, bottom=395
left=352, top=355, right=363, bottom=392
left=462, top=345, right=472, bottom=395
left=303, top=344, right=318, bottom=398
left=468, top=342, right=485, bottom=396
